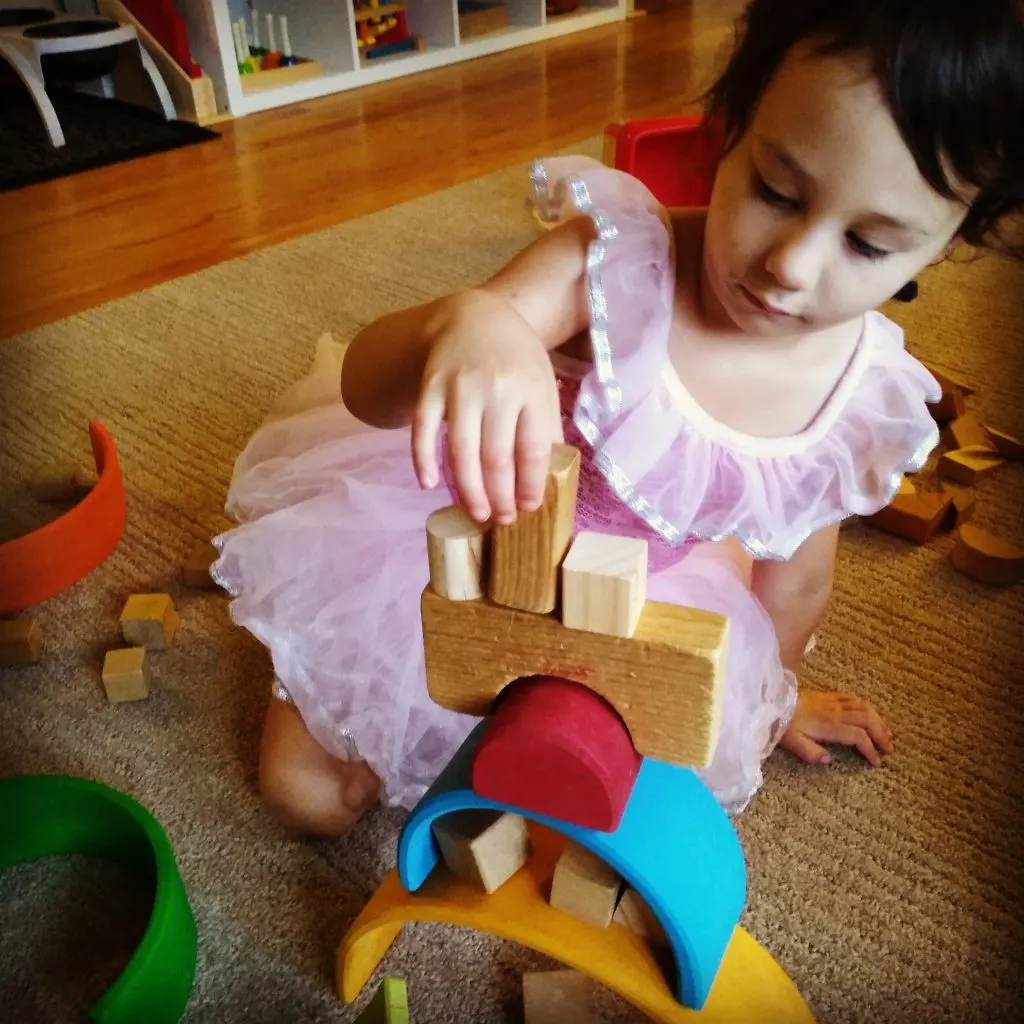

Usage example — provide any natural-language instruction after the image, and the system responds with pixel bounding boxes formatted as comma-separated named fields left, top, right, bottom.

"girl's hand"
left=412, top=290, right=564, bottom=525
left=780, top=690, right=894, bottom=767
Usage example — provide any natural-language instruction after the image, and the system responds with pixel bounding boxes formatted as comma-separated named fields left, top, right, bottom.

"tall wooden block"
left=488, top=444, right=580, bottom=613
left=422, top=587, right=728, bottom=767
left=613, top=887, right=668, bottom=945
left=0, top=617, right=43, bottom=666
left=431, top=809, right=530, bottom=894
left=426, top=506, right=489, bottom=601
left=561, top=531, right=648, bottom=637
left=102, top=647, right=150, bottom=703
left=523, top=970, right=597, bottom=1024
left=120, top=593, right=178, bottom=650
left=549, top=841, right=622, bottom=928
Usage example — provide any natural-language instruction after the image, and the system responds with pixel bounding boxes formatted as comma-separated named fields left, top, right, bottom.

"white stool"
left=0, top=13, right=176, bottom=148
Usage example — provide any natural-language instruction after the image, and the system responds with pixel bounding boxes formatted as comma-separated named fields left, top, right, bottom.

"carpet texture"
left=1, top=139, right=1023, bottom=1024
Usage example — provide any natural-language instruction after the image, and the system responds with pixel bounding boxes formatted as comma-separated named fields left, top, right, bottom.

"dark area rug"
left=0, top=86, right=218, bottom=193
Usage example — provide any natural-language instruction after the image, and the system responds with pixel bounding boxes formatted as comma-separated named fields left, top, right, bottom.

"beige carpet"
left=1, top=138, right=1022, bottom=1024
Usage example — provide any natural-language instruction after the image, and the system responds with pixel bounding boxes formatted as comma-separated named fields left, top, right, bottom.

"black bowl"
left=0, top=8, right=55, bottom=29
left=25, top=18, right=123, bottom=84
left=24, top=17, right=120, bottom=39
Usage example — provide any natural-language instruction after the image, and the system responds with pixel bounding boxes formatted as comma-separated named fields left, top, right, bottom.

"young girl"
left=213, top=0, right=1024, bottom=837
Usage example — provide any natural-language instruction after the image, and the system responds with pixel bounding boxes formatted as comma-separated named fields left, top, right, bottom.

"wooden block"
left=928, top=386, right=967, bottom=422
left=354, top=976, right=409, bottom=1024
left=561, top=531, right=648, bottom=638
left=613, top=887, right=668, bottom=945
left=30, top=463, right=81, bottom=502
left=985, top=426, right=1024, bottom=460
left=471, top=676, right=642, bottom=833
left=488, top=445, right=580, bottom=613
left=102, top=647, right=150, bottom=702
left=183, top=541, right=219, bottom=589
left=549, top=841, right=622, bottom=928
left=941, top=484, right=977, bottom=530
left=426, top=507, right=488, bottom=601
left=73, top=464, right=98, bottom=497
left=421, top=587, right=728, bottom=766
left=921, top=361, right=976, bottom=396
left=864, top=489, right=953, bottom=544
left=431, top=810, right=530, bottom=894
left=938, top=446, right=1006, bottom=485
left=945, top=412, right=995, bottom=452
left=120, top=593, right=178, bottom=650
left=951, top=525, right=1024, bottom=586
left=0, top=617, right=43, bottom=666
left=523, top=970, right=597, bottom=1024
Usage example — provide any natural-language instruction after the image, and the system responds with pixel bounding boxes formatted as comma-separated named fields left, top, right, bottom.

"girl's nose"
left=763, top=225, right=825, bottom=294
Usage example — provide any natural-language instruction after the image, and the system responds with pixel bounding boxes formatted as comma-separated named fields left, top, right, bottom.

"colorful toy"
left=355, top=976, right=409, bottom=1023
left=278, top=14, right=297, bottom=66
left=0, top=774, right=197, bottom=1023
left=354, top=2, right=419, bottom=59
left=337, top=444, right=814, bottom=1021
left=261, top=11, right=281, bottom=68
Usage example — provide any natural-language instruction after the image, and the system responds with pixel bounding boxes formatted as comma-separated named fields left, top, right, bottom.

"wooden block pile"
left=864, top=361, right=1023, bottom=586
left=102, top=593, right=178, bottom=703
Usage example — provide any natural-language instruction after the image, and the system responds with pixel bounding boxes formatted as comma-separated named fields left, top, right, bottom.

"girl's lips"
left=739, top=285, right=791, bottom=318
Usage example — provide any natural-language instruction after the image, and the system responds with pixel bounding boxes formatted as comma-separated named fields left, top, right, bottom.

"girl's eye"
left=846, top=233, right=890, bottom=261
left=753, top=172, right=798, bottom=210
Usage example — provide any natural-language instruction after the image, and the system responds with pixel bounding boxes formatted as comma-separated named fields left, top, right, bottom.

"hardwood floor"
left=0, top=1, right=743, bottom=339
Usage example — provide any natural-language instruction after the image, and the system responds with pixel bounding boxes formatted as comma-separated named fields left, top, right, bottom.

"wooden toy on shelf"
left=458, top=2, right=510, bottom=41
left=337, top=443, right=813, bottom=1022
left=354, top=2, right=421, bottom=61
left=238, top=14, right=322, bottom=94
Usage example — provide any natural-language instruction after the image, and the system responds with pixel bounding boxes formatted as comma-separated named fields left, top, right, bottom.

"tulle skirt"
left=213, top=335, right=796, bottom=814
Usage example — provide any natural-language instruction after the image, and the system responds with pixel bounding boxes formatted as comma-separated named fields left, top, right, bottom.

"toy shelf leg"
left=336, top=823, right=813, bottom=1024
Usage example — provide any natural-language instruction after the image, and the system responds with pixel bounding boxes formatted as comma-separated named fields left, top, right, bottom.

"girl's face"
left=703, top=45, right=971, bottom=336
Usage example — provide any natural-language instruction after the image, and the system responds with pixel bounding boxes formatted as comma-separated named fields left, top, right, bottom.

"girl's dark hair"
left=704, top=0, right=1024, bottom=257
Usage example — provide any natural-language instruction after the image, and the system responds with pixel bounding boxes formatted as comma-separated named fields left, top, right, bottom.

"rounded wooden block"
left=471, top=677, right=642, bottom=833
left=951, top=525, right=1024, bottom=586
left=426, top=506, right=488, bottom=601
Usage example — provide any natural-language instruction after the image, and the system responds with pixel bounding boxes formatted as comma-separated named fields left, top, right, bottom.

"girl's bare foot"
left=779, top=690, right=893, bottom=767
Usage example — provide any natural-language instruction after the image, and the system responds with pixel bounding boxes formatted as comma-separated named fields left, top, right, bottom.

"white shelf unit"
left=185, top=0, right=625, bottom=117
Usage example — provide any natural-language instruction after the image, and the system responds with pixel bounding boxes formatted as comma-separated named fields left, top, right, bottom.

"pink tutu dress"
left=212, top=155, right=940, bottom=815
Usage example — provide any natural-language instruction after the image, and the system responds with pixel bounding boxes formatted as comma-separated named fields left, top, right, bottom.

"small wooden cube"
left=864, top=488, right=953, bottom=544
left=523, top=970, right=597, bottom=1024
left=927, top=386, right=967, bottom=423
left=432, top=810, right=530, bottom=894
left=945, top=412, right=994, bottom=452
left=938, top=446, right=1005, bottom=486
left=941, top=484, right=977, bottom=530
left=561, top=531, right=648, bottom=638
left=613, top=887, right=668, bottom=945
left=102, top=647, right=150, bottom=702
left=120, top=593, right=178, bottom=650
left=183, top=541, right=220, bottom=589
left=29, top=463, right=81, bottom=502
left=0, top=617, right=43, bottom=666
left=549, top=841, right=622, bottom=928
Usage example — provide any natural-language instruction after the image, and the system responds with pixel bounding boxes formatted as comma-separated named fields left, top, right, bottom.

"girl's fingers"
left=448, top=384, right=489, bottom=522
left=833, top=725, right=882, bottom=767
left=784, top=730, right=832, bottom=766
left=481, top=401, right=522, bottom=525
left=514, top=403, right=556, bottom=512
left=840, top=708, right=893, bottom=753
left=412, top=378, right=446, bottom=489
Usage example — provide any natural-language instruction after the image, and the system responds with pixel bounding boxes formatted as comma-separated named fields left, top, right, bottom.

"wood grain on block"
left=985, top=426, right=1024, bottom=460
left=946, top=412, right=995, bottom=452
left=183, top=540, right=220, bottom=588
left=30, top=463, right=81, bottom=502
left=522, top=970, right=597, bottom=1024
left=951, top=525, right=1024, bottom=586
left=120, top=593, right=178, bottom=650
left=426, top=506, right=488, bottom=601
left=613, top=887, right=668, bottom=945
left=939, top=446, right=1005, bottom=485
left=488, top=445, right=580, bottom=613
left=941, top=484, right=977, bottom=530
left=864, top=489, right=953, bottom=544
left=549, top=841, right=623, bottom=928
left=102, top=647, right=150, bottom=702
left=431, top=810, right=530, bottom=894
left=421, top=587, right=729, bottom=766
left=0, top=617, right=43, bottom=666
left=561, top=531, right=648, bottom=638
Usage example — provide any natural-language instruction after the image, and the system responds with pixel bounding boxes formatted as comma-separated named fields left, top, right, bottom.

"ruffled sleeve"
left=530, top=156, right=942, bottom=561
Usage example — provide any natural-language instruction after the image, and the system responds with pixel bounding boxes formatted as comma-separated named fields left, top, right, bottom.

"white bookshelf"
left=178, top=0, right=625, bottom=117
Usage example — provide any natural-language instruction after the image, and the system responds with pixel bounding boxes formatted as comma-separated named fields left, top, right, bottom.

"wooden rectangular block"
left=488, top=445, right=580, bottom=614
left=102, top=647, right=150, bottom=702
left=945, top=411, right=994, bottom=451
left=613, top=887, right=668, bottom=945
left=0, top=617, right=43, bottom=666
left=985, top=426, right=1024, bottom=460
left=939, top=447, right=1005, bottom=485
left=942, top=484, right=977, bottom=530
left=432, top=810, right=530, bottom=894
left=426, top=506, right=489, bottom=601
left=183, top=541, right=220, bottom=589
left=421, top=587, right=728, bottom=766
left=549, top=841, right=622, bottom=928
left=561, top=532, right=648, bottom=638
left=120, top=593, right=178, bottom=650
left=864, top=489, right=953, bottom=544
left=928, top=386, right=967, bottom=423
left=354, top=976, right=409, bottom=1024
left=523, top=970, right=597, bottom=1024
